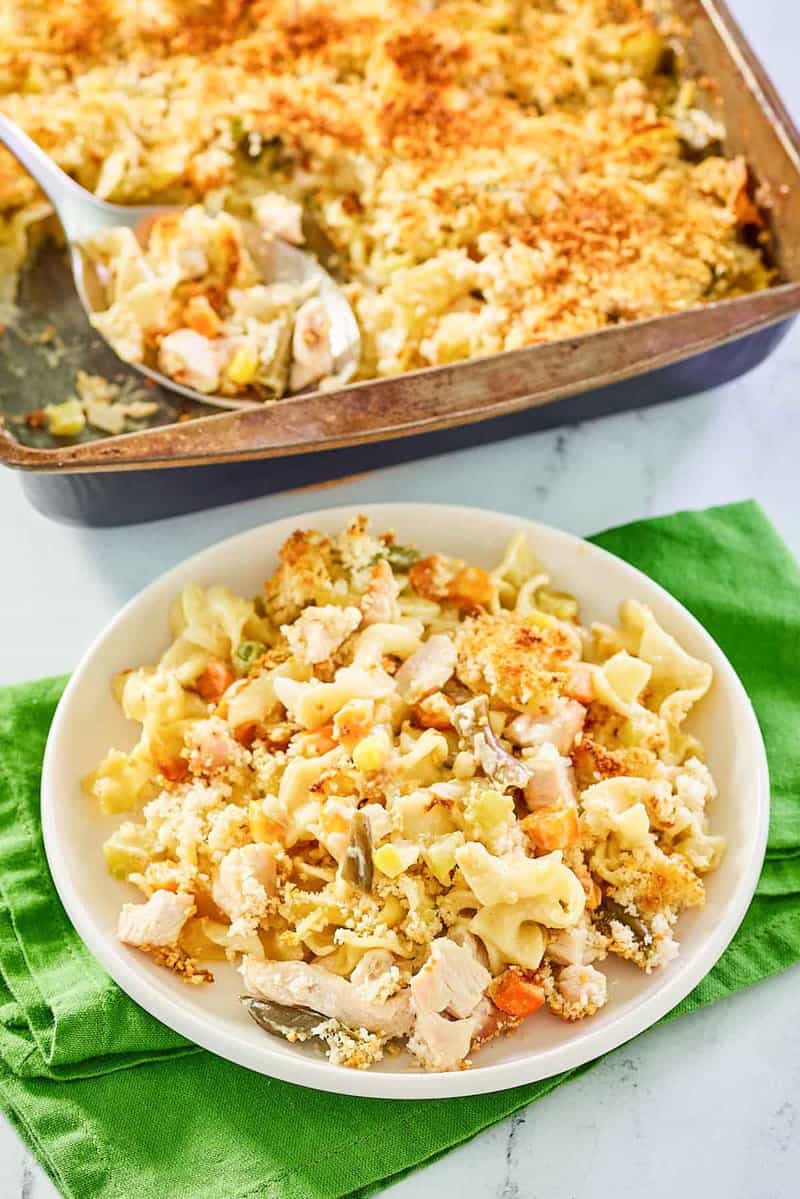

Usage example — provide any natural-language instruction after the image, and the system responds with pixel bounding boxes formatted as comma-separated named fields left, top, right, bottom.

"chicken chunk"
left=290, top=298, right=334, bottom=391
left=360, top=559, right=401, bottom=626
left=158, top=329, right=221, bottom=394
left=411, top=937, right=491, bottom=1019
left=523, top=743, right=577, bottom=809
left=408, top=932, right=491, bottom=1070
left=545, top=963, right=608, bottom=1021
left=212, top=844, right=276, bottom=939
left=242, top=958, right=413, bottom=1036
left=394, top=635, right=457, bottom=705
left=407, top=1008, right=479, bottom=1071
left=118, top=890, right=194, bottom=949
left=282, top=605, right=362, bottom=665
left=349, top=949, right=401, bottom=1004
left=506, top=697, right=586, bottom=754
left=252, top=192, right=305, bottom=245
left=185, top=717, right=246, bottom=776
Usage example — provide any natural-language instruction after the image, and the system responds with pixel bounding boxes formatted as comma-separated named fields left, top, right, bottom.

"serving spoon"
left=0, top=113, right=361, bottom=411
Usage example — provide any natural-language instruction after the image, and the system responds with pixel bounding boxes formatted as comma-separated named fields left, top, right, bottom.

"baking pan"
left=2, top=0, right=800, bottom=525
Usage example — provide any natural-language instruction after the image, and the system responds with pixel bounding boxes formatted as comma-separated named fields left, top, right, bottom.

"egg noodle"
left=85, top=519, right=724, bottom=1071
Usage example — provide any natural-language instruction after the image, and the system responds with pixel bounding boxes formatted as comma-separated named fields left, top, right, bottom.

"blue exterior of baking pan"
left=17, top=317, right=794, bottom=527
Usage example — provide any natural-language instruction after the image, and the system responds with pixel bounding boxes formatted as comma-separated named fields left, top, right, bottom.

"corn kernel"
left=45, top=398, right=86, bottom=438
left=373, top=841, right=419, bottom=878
left=353, top=732, right=389, bottom=773
left=378, top=894, right=406, bottom=927
left=226, top=343, right=261, bottom=384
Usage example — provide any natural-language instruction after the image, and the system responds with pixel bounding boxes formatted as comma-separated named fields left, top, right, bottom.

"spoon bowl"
left=0, top=114, right=361, bottom=410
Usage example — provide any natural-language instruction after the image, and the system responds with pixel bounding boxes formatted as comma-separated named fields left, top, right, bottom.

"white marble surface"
left=1, top=0, right=799, bottom=1194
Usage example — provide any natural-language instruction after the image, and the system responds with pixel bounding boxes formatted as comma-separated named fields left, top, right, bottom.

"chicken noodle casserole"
left=82, top=202, right=338, bottom=399
left=0, top=1, right=770, bottom=391
left=85, top=520, right=724, bottom=1071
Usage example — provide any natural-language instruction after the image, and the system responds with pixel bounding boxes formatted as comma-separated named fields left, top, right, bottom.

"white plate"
left=42, top=503, right=769, bottom=1099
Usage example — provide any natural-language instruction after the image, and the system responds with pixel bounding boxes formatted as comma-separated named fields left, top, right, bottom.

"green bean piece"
left=384, top=544, right=421, bottom=571
left=600, top=898, right=650, bottom=944
left=340, top=809, right=374, bottom=893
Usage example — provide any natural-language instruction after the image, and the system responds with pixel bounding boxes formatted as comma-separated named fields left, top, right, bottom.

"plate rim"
left=41, top=502, right=770, bottom=1099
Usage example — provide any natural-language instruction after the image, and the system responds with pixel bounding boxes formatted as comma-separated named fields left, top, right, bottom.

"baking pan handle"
left=3, top=282, right=800, bottom=472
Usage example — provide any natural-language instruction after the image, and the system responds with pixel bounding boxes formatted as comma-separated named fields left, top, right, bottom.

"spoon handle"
left=0, top=113, right=97, bottom=241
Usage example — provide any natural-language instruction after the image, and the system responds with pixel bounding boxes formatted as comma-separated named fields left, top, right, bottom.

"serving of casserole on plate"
left=41, top=505, right=768, bottom=1098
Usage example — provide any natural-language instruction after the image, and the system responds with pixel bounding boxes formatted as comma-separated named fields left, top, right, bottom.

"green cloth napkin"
left=1, top=499, right=799, bottom=1199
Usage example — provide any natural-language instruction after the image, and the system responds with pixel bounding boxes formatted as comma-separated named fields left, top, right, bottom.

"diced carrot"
left=448, top=566, right=494, bottom=611
left=156, top=754, right=188, bottom=784
left=233, top=721, right=261, bottom=747
left=521, top=805, right=580, bottom=853
left=195, top=658, right=236, bottom=702
left=184, top=295, right=221, bottom=338
left=564, top=666, right=594, bottom=705
left=490, top=968, right=546, bottom=1019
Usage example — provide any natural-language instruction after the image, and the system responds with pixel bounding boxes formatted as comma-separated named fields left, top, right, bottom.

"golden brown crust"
left=149, top=945, right=214, bottom=984
left=601, top=848, right=706, bottom=916
left=572, top=737, right=658, bottom=789
left=455, top=613, right=578, bottom=713
left=263, top=529, right=335, bottom=624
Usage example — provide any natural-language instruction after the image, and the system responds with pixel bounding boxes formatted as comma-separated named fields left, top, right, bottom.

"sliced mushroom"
left=242, top=996, right=328, bottom=1042
left=339, top=808, right=374, bottom=893
left=452, top=696, right=531, bottom=790
left=599, top=898, right=649, bottom=945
